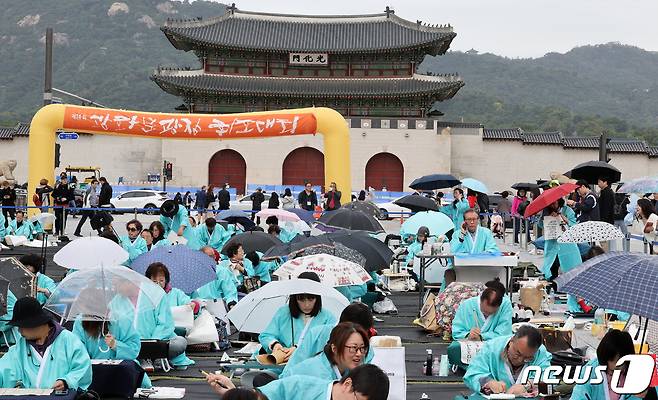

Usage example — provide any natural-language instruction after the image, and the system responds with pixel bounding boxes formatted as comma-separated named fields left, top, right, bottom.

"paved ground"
left=1, top=212, right=647, bottom=399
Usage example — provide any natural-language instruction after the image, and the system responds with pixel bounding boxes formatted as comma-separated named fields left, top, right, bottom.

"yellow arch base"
left=28, top=104, right=350, bottom=215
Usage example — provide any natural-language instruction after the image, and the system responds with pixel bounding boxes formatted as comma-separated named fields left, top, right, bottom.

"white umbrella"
left=53, top=236, right=129, bottom=269
left=274, top=254, right=372, bottom=287
left=281, top=220, right=312, bottom=235
left=44, top=265, right=164, bottom=322
left=227, top=279, right=349, bottom=334
left=558, top=221, right=624, bottom=244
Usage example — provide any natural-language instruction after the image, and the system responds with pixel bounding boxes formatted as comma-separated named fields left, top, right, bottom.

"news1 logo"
left=521, top=354, right=658, bottom=394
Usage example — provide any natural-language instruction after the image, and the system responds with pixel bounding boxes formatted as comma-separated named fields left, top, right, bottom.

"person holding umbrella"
left=0, top=297, right=92, bottom=390
left=193, top=246, right=239, bottom=309
left=567, top=180, right=600, bottom=223
left=258, top=272, right=336, bottom=360
left=541, top=198, right=582, bottom=291
left=511, top=189, right=530, bottom=245
left=440, top=188, right=470, bottom=239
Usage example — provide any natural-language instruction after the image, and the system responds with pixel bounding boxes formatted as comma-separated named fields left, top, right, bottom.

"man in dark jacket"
left=298, top=182, right=318, bottom=211
left=217, top=184, right=231, bottom=210
left=597, top=176, right=615, bottom=224
left=567, top=180, right=600, bottom=223
left=0, top=181, right=16, bottom=227
left=52, top=176, right=74, bottom=236
left=250, top=188, right=265, bottom=224
left=98, top=177, right=113, bottom=207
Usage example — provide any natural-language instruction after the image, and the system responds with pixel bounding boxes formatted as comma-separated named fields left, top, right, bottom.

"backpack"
left=517, top=200, right=530, bottom=216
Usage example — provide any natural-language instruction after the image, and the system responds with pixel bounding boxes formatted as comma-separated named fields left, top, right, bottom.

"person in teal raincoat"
left=119, top=219, right=147, bottom=265
left=571, top=329, right=645, bottom=400
left=448, top=280, right=513, bottom=370
left=159, top=200, right=195, bottom=245
left=541, top=199, right=582, bottom=283
left=206, top=364, right=390, bottom=400
left=284, top=303, right=375, bottom=370
left=259, top=272, right=336, bottom=355
left=464, top=326, right=551, bottom=396
left=281, top=322, right=370, bottom=380
left=0, top=213, right=6, bottom=241
left=193, top=218, right=229, bottom=251
left=266, top=216, right=298, bottom=244
left=108, top=278, right=194, bottom=369
left=7, top=211, right=34, bottom=239
left=192, top=246, right=239, bottom=308
left=0, top=290, right=17, bottom=346
left=149, top=221, right=171, bottom=249
left=336, top=284, right=368, bottom=303
left=450, top=209, right=500, bottom=255
left=19, top=255, right=57, bottom=305
left=441, top=188, right=470, bottom=235
left=245, top=251, right=278, bottom=284
left=0, top=297, right=92, bottom=390
left=221, top=243, right=255, bottom=287
left=141, top=229, right=169, bottom=251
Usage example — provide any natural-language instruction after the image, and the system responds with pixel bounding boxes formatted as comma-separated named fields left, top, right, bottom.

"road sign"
left=58, top=132, right=79, bottom=140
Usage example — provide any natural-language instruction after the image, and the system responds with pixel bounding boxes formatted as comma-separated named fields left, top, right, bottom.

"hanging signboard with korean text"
left=289, top=53, right=329, bottom=66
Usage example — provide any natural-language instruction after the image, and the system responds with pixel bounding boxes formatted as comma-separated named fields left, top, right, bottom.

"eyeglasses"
left=127, top=227, right=138, bottom=232
left=508, top=344, right=535, bottom=363
left=345, top=345, right=367, bottom=355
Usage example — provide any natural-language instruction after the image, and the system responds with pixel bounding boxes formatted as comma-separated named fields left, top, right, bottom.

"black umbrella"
left=316, top=208, right=384, bottom=234
left=393, top=195, right=439, bottom=212
left=0, top=257, right=36, bottom=299
left=324, top=231, right=394, bottom=272
left=221, top=231, right=282, bottom=255
left=261, top=235, right=335, bottom=260
left=342, top=201, right=384, bottom=219
left=409, top=174, right=461, bottom=190
left=567, top=160, right=622, bottom=184
left=511, top=182, right=540, bottom=191
left=0, top=275, right=9, bottom=315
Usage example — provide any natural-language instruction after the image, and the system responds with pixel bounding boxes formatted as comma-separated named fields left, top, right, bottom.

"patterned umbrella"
left=556, top=253, right=658, bottom=321
left=130, top=244, right=216, bottom=294
left=296, top=242, right=367, bottom=267
left=261, top=235, right=335, bottom=260
left=435, top=282, right=485, bottom=335
left=557, top=221, right=624, bottom=243
left=619, top=176, right=658, bottom=194
left=274, top=254, right=372, bottom=287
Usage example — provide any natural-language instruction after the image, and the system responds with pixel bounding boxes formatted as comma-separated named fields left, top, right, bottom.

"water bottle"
left=432, top=356, right=440, bottom=376
left=425, top=349, right=433, bottom=376
left=513, top=304, right=520, bottom=319
left=594, top=308, right=605, bottom=325
left=439, top=354, right=450, bottom=377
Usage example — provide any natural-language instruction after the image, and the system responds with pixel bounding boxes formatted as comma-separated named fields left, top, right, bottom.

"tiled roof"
left=436, top=121, right=483, bottom=129
left=482, top=128, right=523, bottom=140
left=522, top=131, right=562, bottom=144
left=608, top=139, right=647, bottom=153
left=161, top=8, right=455, bottom=54
left=14, top=122, right=30, bottom=136
left=0, top=128, right=14, bottom=140
left=562, top=136, right=599, bottom=149
left=152, top=69, right=464, bottom=99
left=648, top=146, right=658, bottom=158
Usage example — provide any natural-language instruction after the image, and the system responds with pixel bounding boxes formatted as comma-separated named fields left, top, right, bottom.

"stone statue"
left=0, top=160, right=17, bottom=185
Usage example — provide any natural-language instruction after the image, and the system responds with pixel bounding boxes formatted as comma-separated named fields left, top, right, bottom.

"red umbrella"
left=523, top=183, right=578, bottom=218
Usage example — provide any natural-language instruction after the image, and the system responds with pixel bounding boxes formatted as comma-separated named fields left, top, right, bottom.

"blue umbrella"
left=461, top=178, right=488, bottom=194
left=400, top=211, right=455, bottom=238
left=131, top=245, right=217, bottom=294
left=215, top=210, right=256, bottom=230
left=556, top=252, right=658, bottom=321
left=287, top=208, right=316, bottom=225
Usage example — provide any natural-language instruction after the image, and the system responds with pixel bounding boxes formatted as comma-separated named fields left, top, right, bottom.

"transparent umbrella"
left=44, top=265, right=164, bottom=323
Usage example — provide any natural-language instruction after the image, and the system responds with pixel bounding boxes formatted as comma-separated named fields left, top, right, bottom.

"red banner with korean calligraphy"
left=62, top=106, right=318, bottom=139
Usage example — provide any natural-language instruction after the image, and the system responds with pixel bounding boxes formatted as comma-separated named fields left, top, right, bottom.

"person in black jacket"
left=250, top=188, right=265, bottom=224
left=597, top=176, right=616, bottom=224
left=52, top=176, right=74, bottom=236
left=268, top=192, right=280, bottom=209
left=297, top=182, right=318, bottom=211
left=217, top=184, right=231, bottom=210
left=323, top=182, right=342, bottom=211
left=0, top=181, right=16, bottom=227
left=567, top=180, right=600, bottom=223
left=98, top=177, right=113, bottom=207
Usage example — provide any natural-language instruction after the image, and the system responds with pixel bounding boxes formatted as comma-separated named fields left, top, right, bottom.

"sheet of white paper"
left=91, top=359, right=123, bottom=365
left=543, top=216, right=562, bottom=240
left=459, top=340, right=486, bottom=365
left=0, top=388, right=53, bottom=396
left=235, top=342, right=262, bottom=355
left=134, top=387, right=186, bottom=399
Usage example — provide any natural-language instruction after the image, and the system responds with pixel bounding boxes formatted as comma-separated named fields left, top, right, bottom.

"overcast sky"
left=226, top=0, right=658, bottom=58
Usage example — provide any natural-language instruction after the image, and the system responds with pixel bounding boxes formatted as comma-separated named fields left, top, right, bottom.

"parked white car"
left=229, top=193, right=273, bottom=211
left=110, top=190, right=169, bottom=214
left=375, top=197, right=412, bottom=220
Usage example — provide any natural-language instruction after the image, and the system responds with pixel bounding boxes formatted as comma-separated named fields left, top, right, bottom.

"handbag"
left=186, top=309, right=219, bottom=345
left=171, top=305, right=194, bottom=331
left=413, top=293, right=439, bottom=332
left=243, top=277, right=262, bottom=293
left=540, top=327, right=573, bottom=353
